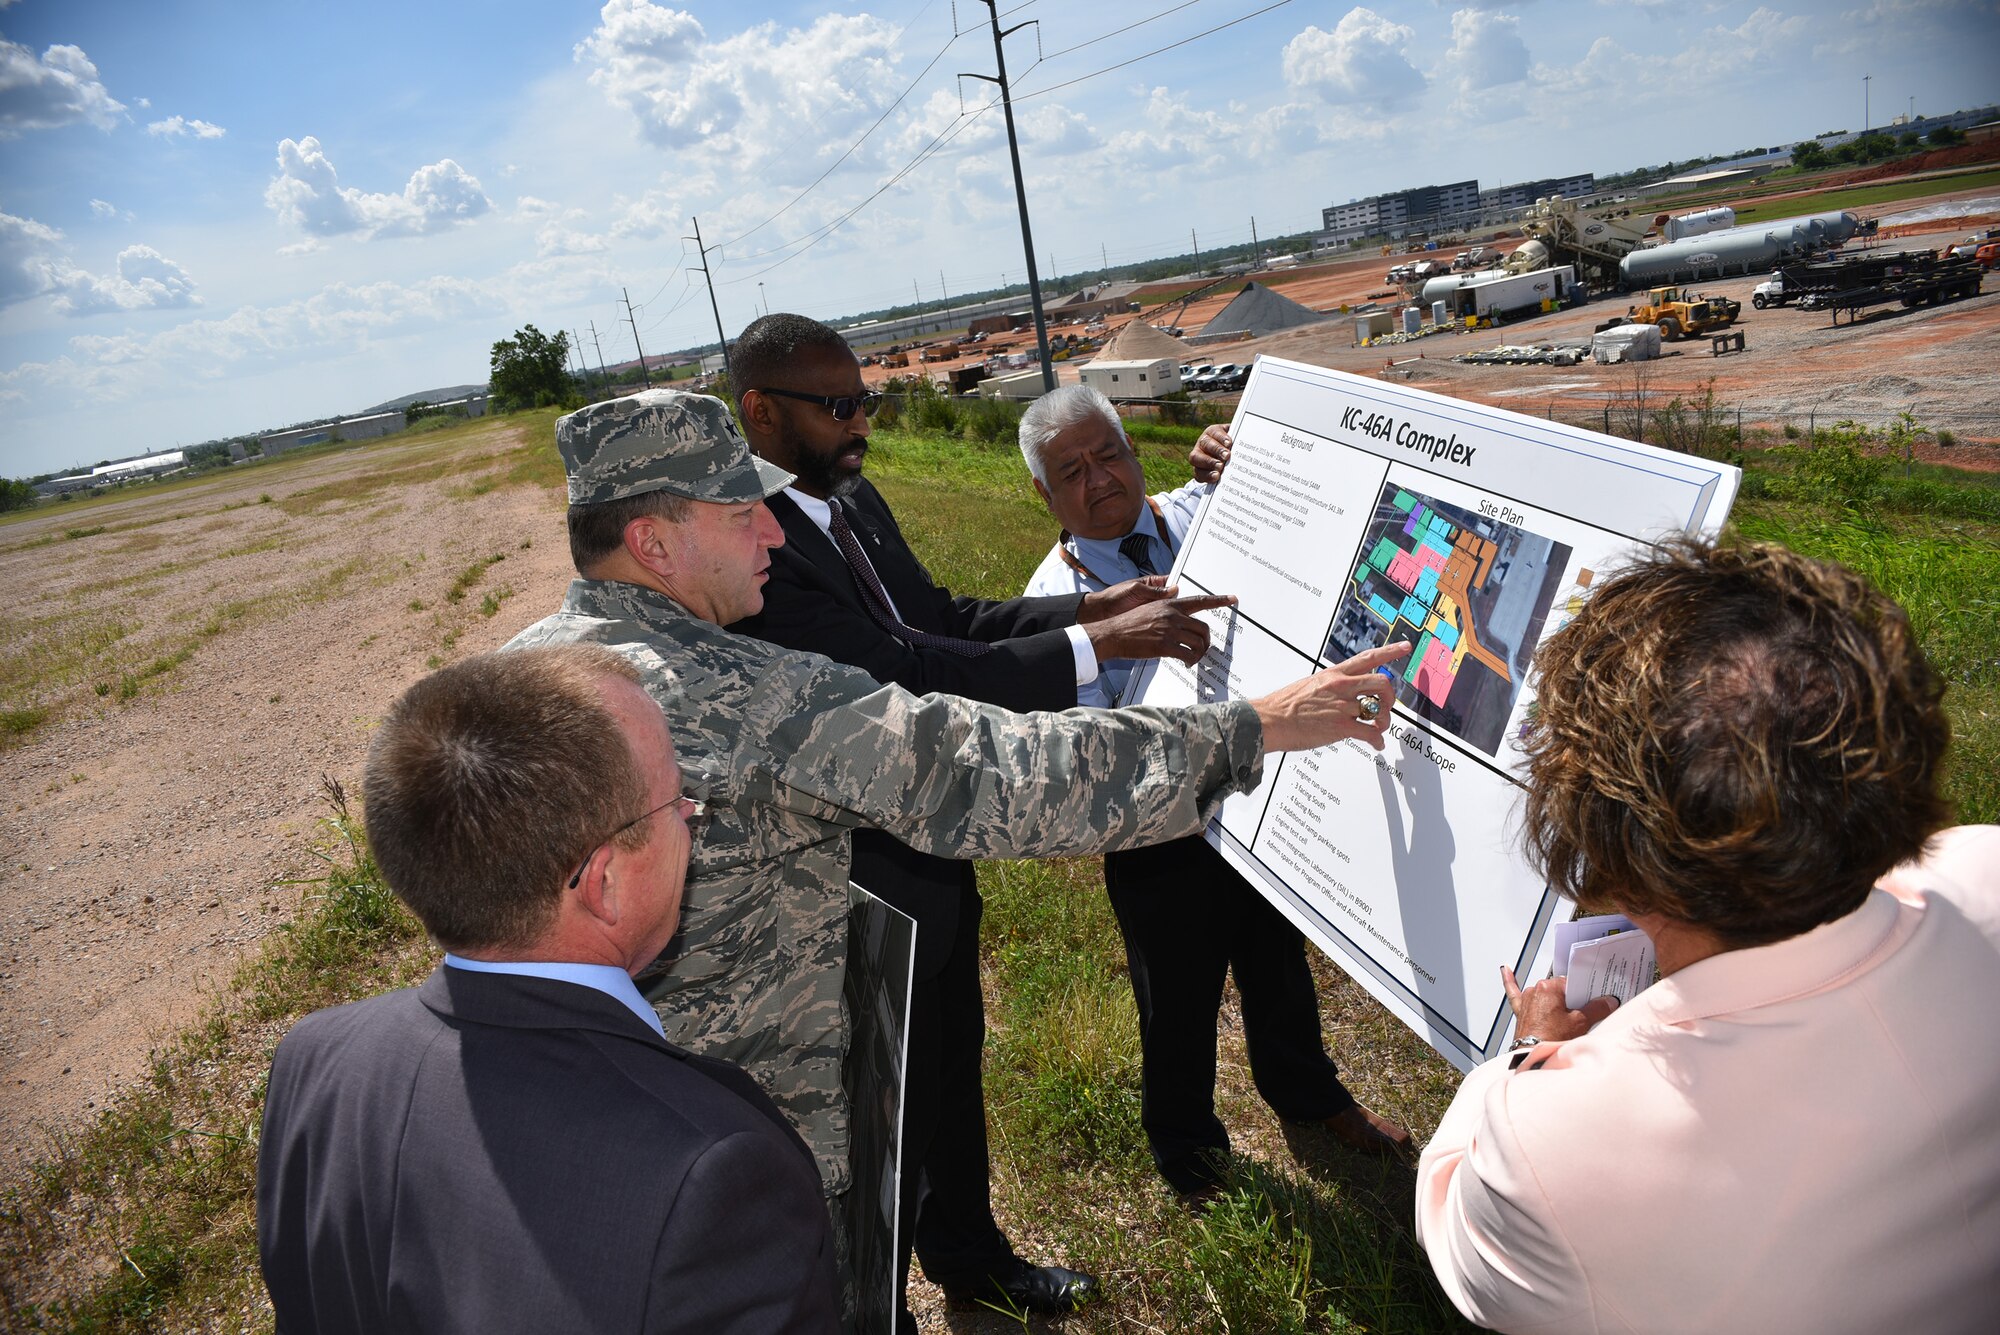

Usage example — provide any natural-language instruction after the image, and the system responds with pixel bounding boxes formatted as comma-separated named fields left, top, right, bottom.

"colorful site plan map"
left=1126, top=357, right=1739, bottom=1071
left=1326, top=484, right=1571, bottom=757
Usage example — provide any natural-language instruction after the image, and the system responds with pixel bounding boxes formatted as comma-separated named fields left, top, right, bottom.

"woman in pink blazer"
left=1417, top=538, right=2000, bottom=1335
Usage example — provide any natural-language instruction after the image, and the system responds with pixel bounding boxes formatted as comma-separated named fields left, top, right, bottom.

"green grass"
left=1729, top=166, right=2000, bottom=226
left=444, top=553, right=507, bottom=604
left=1, top=705, right=49, bottom=742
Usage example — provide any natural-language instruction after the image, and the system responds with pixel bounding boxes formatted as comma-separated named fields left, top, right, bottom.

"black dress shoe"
left=940, top=1259, right=1099, bottom=1314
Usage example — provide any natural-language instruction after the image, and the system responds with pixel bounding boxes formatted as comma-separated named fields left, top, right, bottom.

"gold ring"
left=1358, top=693, right=1381, bottom=720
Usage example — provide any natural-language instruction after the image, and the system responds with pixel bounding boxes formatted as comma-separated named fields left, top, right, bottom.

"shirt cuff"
left=1065, top=623, right=1099, bottom=687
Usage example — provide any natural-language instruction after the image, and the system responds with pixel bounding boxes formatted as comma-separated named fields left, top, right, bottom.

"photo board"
left=1126, top=357, right=1739, bottom=1070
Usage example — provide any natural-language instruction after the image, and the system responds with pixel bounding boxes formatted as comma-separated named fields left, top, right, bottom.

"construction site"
left=842, top=154, right=2000, bottom=467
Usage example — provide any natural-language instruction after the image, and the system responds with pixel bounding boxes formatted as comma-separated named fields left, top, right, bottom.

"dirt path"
left=0, top=420, right=574, bottom=1179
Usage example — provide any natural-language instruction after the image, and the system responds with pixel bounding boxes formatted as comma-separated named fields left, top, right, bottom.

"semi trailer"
left=1781, top=251, right=1985, bottom=323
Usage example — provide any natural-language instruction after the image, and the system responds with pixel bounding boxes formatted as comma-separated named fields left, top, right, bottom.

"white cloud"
left=146, top=115, right=226, bottom=140
left=535, top=227, right=607, bottom=257
left=1532, top=36, right=1643, bottom=98
left=1, top=210, right=199, bottom=315
left=514, top=195, right=563, bottom=221
left=609, top=189, right=683, bottom=239
left=1103, top=88, right=1241, bottom=176
left=264, top=136, right=492, bottom=241
left=0, top=208, right=67, bottom=306
left=3, top=275, right=506, bottom=402
left=1699, top=6, right=1810, bottom=69
left=89, top=198, right=131, bottom=221
left=50, top=244, right=200, bottom=315
left=575, top=1, right=902, bottom=172
left=1282, top=9, right=1425, bottom=105
left=0, top=39, right=126, bottom=136
left=1021, top=104, right=1100, bottom=156
left=1442, top=8, right=1530, bottom=95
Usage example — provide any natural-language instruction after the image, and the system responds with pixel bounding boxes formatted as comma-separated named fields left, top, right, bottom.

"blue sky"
left=3, top=0, right=1996, bottom=476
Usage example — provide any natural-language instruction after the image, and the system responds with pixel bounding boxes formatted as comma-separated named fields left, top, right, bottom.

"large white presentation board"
left=1126, top=357, right=1740, bottom=1071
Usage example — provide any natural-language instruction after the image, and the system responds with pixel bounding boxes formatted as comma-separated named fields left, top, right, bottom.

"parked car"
left=1211, top=363, right=1246, bottom=390
left=1190, top=364, right=1222, bottom=390
left=1976, top=241, right=2000, bottom=271
left=1178, top=363, right=1198, bottom=383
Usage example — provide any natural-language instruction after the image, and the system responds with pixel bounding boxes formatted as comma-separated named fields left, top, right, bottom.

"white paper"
left=1551, top=913, right=1640, bottom=973
left=1563, top=930, right=1657, bottom=1009
left=1129, top=357, right=1739, bottom=1071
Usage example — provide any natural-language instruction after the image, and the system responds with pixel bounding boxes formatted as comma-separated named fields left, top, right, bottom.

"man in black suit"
left=256, top=645, right=838, bottom=1335
left=728, top=313, right=1224, bottom=1325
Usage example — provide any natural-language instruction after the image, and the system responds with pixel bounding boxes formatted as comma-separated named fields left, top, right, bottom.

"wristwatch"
left=1506, top=1035, right=1543, bottom=1069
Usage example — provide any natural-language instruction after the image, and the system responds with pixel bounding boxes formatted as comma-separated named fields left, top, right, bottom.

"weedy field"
left=2, top=405, right=1993, bottom=1332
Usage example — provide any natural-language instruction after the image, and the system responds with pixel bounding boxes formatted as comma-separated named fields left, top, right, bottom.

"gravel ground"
left=0, top=422, right=575, bottom=1180
left=881, top=189, right=2000, bottom=462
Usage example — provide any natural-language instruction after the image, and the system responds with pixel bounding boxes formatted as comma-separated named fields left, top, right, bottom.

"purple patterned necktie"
left=1118, top=532, right=1159, bottom=576
left=826, top=499, right=993, bottom=657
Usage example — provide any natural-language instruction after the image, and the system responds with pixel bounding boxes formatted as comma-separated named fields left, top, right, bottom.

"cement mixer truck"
left=1504, top=197, right=1654, bottom=287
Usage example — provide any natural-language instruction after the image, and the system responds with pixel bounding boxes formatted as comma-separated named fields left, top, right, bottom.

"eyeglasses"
left=567, top=794, right=709, bottom=889
left=757, top=387, right=883, bottom=421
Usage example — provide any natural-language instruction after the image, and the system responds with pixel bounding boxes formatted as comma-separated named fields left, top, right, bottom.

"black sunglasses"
left=567, top=794, right=709, bottom=889
left=757, top=387, right=883, bottom=422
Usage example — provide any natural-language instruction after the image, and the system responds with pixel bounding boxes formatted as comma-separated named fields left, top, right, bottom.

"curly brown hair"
left=1522, top=537, right=1951, bottom=947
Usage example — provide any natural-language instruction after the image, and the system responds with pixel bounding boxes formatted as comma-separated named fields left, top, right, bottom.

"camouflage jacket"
left=507, top=578, right=1263, bottom=1193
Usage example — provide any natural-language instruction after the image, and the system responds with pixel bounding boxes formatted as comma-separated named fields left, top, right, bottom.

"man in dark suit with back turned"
left=255, top=645, right=837, bottom=1335
left=729, top=313, right=1227, bottom=1324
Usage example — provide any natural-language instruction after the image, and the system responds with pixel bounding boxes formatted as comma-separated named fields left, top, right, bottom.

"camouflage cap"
left=557, top=389, right=794, bottom=506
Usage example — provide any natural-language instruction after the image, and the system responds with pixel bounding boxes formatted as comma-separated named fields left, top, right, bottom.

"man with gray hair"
left=727, top=311, right=1232, bottom=1319
left=1022, top=385, right=1412, bottom=1202
left=506, top=387, right=1407, bottom=1312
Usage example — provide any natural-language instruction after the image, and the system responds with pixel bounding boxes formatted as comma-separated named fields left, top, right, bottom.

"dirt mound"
left=1832, top=138, right=2000, bottom=186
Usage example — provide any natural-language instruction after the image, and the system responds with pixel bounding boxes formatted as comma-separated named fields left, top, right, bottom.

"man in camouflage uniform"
left=505, top=389, right=1405, bottom=1308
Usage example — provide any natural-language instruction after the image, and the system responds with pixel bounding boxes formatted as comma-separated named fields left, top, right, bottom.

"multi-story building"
left=1320, top=179, right=1480, bottom=242
left=1321, top=173, right=1597, bottom=243
left=1475, top=174, right=1596, bottom=217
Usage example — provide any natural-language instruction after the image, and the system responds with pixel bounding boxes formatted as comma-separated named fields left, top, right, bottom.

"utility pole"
left=1251, top=216, right=1259, bottom=262
left=571, top=328, right=595, bottom=390
left=1192, top=228, right=1202, bottom=278
left=1101, top=241, right=1108, bottom=272
left=621, top=287, right=652, bottom=389
left=686, top=216, right=733, bottom=389
left=587, top=321, right=611, bottom=388
left=758, top=281, right=766, bottom=318
left=940, top=270, right=949, bottom=305
left=963, top=0, right=1054, bottom=392
left=1863, top=73, right=1871, bottom=131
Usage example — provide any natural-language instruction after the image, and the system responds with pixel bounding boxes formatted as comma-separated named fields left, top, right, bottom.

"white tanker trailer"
left=1617, top=211, right=1862, bottom=287
left=1662, top=206, right=1736, bottom=242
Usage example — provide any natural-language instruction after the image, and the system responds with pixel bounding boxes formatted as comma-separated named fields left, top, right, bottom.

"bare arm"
left=1249, top=643, right=1410, bottom=752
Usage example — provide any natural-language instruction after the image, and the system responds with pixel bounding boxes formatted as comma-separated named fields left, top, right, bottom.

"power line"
left=715, top=93, right=1003, bottom=283
left=1016, top=0, right=1298, bottom=101
left=700, top=3, right=1292, bottom=294
left=1037, top=0, right=1201, bottom=63
left=633, top=239, right=693, bottom=311
left=714, top=20, right=966, bottom=252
